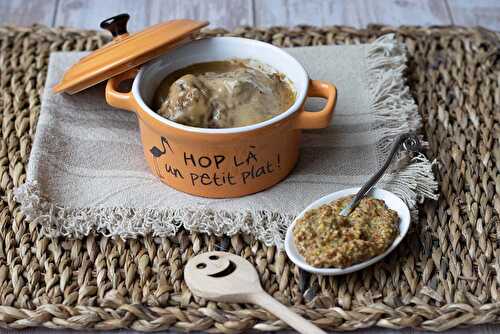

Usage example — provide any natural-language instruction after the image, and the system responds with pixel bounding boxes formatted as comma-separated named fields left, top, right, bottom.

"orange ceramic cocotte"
left=55, top=15, right=337, bottom=198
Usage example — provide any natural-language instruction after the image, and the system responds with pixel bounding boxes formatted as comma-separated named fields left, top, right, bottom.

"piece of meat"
left=157, top=74, right=210, bottom=127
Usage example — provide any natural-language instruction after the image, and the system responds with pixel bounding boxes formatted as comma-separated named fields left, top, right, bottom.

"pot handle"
left=294, top=80, right=337, bottom=129
left=105, top=69, right=138, bottom=112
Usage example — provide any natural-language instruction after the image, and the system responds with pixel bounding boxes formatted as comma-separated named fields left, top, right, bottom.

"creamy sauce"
left=153, top=60, right=295, bottom=128
left=293, top=196, right=399, bottom=268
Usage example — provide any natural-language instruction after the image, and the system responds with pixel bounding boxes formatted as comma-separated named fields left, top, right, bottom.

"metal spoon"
left=339, top=133, right=421, bottom=216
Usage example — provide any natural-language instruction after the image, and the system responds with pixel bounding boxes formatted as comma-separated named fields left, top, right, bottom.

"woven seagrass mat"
left=0, top=24, right=498, bottom=332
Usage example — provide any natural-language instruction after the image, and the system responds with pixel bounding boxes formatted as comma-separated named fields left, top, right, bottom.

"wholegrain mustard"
left=293, top=196, right=399, bottom=268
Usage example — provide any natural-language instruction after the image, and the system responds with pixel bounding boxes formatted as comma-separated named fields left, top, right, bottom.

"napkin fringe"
left=14, top=34, right=438, bottom=247
left=13, top=181, right=293, bottom=246
left=381, top=154, right=439, bottom=207
left=14, top=156, right=437, bottom=246
left=365, top=34, right=438, bottom=227
left=366, top=34, right=422, bottom=167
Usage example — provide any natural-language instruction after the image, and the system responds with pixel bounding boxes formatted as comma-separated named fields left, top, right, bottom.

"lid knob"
left=100, top=13, right=130, bottom=38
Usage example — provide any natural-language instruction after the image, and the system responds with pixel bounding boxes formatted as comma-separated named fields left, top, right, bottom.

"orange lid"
left=53, top=14, right=208, bottom=94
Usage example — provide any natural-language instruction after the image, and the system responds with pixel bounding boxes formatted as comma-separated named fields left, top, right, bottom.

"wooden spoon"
left=184, top=251, right=326, bottom=334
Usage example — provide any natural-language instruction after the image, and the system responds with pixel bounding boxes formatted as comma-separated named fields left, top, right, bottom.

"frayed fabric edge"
left=13, top=181, right=295, bottom=247
left=366, top=34, right=423, bottom=165
left=14, top=34, right=438, bottom=248
left=365, top=33, right=438, bottom=220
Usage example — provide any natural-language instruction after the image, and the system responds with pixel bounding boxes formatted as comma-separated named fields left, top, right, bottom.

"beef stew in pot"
left=153, top=59, right=295, bottom=128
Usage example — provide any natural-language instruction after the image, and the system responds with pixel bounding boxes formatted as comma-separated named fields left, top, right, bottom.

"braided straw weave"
left=0, top=24, right=498, bottom=332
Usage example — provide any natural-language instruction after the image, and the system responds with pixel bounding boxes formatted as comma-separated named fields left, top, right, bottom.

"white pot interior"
left=132, top=37, right=309, bottom=134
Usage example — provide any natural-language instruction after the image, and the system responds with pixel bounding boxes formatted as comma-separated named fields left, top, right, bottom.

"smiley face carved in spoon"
left=185, top=251, right=326, bottom=334
left=185, top=251, right=261, bottom=302
left=190, top=252, right=238, bottom=278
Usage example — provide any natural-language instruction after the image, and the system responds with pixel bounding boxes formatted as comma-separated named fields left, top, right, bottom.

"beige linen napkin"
left=15, top=34, right=437, bottom=247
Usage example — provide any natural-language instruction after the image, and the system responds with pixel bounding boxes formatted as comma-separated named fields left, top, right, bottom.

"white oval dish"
left=285, top=187, right=411, bottom=276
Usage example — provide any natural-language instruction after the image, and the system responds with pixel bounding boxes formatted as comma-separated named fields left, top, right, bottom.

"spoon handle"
left=340, top=133, right=420, bottom=216
left=252, top=292, right=327, bottom=334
